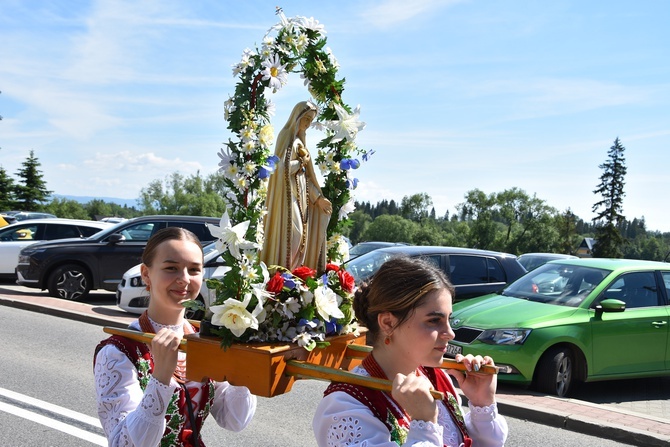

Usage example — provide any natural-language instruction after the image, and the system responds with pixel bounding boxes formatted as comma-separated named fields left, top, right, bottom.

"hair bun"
left=353, top=283, right=371, bottom=327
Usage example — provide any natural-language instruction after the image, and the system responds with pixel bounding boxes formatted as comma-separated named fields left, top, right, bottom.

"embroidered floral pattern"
left=387, top=409, right=408, bottom=445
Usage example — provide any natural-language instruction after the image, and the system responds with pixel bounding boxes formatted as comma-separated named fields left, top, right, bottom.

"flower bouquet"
left=197, top=214, right=358, bottom=351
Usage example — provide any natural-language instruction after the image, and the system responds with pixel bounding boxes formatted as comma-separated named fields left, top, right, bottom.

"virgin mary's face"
left=299, top=112, right=315, bottom=132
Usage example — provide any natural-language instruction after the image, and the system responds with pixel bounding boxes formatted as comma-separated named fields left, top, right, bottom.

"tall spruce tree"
left=0, top=164, right=16, bottom=210
left=591, top=138, right=627, bottom=258
left=14, top=150, right=52, bottom=210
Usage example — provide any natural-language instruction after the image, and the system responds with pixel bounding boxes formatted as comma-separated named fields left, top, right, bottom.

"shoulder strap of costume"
left=421, top=367, right=472, bottom=447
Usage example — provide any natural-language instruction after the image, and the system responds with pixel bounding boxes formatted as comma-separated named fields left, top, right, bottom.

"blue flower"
left=281, top=273, right=296, bottom=289
left=345, top=177, right=359, bottom=190
left=258, top=166, right=271, bottom=179
left=259, top=155, right=280, bottom=179
left=324, top=318, right=337, bottom=334
left=362, top=150, right=375, bottom=162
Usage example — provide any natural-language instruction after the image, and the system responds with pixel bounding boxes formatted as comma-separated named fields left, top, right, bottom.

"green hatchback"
left=447, top=258, right=670, bottom=397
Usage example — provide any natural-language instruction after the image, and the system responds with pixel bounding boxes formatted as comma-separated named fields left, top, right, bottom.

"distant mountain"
left=51, top=194, right=139, bottom=208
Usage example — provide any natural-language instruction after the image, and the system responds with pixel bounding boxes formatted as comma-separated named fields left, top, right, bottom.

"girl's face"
left=141, top=239, right=204, bottom=314
left=390, top=289, right=455, bottom=368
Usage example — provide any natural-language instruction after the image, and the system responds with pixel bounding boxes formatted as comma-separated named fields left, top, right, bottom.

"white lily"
left=314, top=285, right=345, bottom=321
left=209, top=293, right=263, bottom=337
left=207, top=211, right=258, bottom=259
left=217, top=147, right=234, bottom=171
left=338, top=197, right=356, bottom=221
left=326, top=103, right=366, bottom=143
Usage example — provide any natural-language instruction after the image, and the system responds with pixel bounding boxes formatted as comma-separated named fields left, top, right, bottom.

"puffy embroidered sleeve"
left=209, top=380, right=257, bottom=432
left=464, top=401, right=508, bottom=447
left=94, top=344, right=177, bottom=447
left=313, top=391, right=444, bottom=447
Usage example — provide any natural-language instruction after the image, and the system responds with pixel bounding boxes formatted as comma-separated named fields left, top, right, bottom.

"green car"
left=447, top=258, right=670, bottom=397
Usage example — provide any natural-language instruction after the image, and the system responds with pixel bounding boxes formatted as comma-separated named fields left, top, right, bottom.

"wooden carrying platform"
left=103, top=327, right=498, bottom=398
left=184, top=331, right=366, bottom=397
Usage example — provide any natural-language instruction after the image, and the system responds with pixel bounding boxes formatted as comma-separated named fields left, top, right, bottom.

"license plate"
left=445, top=344, right=462, bottom=357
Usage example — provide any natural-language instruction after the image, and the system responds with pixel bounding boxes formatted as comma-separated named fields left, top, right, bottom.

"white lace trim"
left=148, top=316, right=184, bottom=335
left=409, top=419, right=440, bottom=433
left=468, top=401, right=498, bottom=421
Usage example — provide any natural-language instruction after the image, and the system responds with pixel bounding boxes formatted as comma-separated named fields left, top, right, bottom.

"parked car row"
left=10, top=220, right=667, bottom=399
left=15, top=215, right=220, bottom=300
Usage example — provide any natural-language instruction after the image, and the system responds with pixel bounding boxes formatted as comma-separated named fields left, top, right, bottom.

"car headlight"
left=478, top=329, right=531, bottom=345
left=20, top=247, right=47, bottom=256
left=129, top=276, right=146, bottom=288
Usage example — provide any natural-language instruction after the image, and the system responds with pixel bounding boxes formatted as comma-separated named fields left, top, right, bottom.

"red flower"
left=266, top=272, right=285, bottom=294
left=292, top=266, right=317, bottom=281
left=325, top=263, right=340, bottom=272
left=338, top=269, right=355, bottom=293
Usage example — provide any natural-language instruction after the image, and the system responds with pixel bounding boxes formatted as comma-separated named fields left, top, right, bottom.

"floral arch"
left=196, top=8, right=371, bottom=349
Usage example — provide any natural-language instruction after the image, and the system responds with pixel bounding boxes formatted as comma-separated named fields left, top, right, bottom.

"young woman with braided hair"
left=313, top=256, right=508, bottom=446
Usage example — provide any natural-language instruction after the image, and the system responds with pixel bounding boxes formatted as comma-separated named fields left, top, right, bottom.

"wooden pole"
left=285, top=360, right=445, bottom=400
left=103, top=326, right=188, bottom=351
left=345, top=343, right=499, bottom=375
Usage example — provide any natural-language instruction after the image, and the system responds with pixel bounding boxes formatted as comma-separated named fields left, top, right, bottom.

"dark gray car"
left=343, top=245, right=527, bottom=302
left=16, top=215, right=220, bottom=300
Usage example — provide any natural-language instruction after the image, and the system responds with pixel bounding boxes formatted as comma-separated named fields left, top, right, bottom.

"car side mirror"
left=107, top=233, right=126, bottom=244
left=594, top=298, right=626, bottom=315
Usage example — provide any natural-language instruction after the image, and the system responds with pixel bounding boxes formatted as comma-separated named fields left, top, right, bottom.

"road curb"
left=0, top=295, right=132, bottom=329
left=495, top=397, right=670, bottom=447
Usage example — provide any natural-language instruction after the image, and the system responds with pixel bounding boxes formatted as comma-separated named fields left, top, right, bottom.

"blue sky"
left=1, top=1, right=669, bottom=231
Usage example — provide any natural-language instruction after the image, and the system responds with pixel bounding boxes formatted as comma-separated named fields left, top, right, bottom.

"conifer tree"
left=591, top=138, right=627, bottom=258
left=0, top=164, right=16, bottom=210
left=14, top=150, right=52, bottom=210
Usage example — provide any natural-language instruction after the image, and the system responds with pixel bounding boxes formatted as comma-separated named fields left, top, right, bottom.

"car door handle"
left=652, top=321, right=667, bottom=327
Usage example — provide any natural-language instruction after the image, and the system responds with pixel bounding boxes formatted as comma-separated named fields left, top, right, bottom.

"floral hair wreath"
left=190, top=8, right=372, bottom=350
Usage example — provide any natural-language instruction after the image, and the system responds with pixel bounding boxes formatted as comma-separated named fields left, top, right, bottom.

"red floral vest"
left=324, top=354, right=472, bottom=447
left=95, top=333, right=215, bottom=447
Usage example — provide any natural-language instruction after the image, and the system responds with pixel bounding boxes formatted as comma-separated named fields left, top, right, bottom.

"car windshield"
left=501, top=263, right=610, bottom=307
left=343, top=249, right=395, bottom=284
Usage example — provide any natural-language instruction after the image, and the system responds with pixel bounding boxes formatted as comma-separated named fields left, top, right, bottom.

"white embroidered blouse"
left=312, top=365, right=508, bottom=447
left=94, top=319, right=257, bottom=447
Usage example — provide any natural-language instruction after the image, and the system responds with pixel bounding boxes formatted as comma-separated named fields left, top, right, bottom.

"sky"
left=1, top=1, right=669, bottom=231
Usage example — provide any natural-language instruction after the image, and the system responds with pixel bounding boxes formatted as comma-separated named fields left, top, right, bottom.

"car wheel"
left=535, top=347, right=575, bottom=397
left=184, top=295, right=205, bottom=321
left=48, top=264, right=91, bottom=301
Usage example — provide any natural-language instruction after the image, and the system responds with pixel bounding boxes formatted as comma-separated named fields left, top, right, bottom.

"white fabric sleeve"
left=313, top=391, right=444, bottom=447
left=94, top=344, right=178, bottom=447
left=209, top=380, right=257, bottom=432
left=464, top=401, right=509, bottom=447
